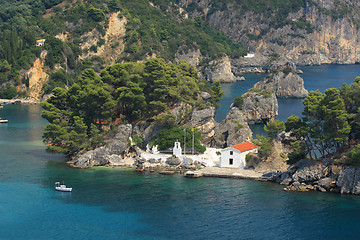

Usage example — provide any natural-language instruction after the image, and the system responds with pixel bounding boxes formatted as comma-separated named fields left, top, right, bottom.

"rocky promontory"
left=254, top=65, right=308, bottom=98
left=241, top=88, right=278, bottom=124
left=262, top=158, right=360, bottom=195
left=201, top=56, right=239, bottom=82
left=68, top=124, right=133, bottom=168
left=186, top=106, right=217, bottom=140
left=208, top=107, right=252, bottom=148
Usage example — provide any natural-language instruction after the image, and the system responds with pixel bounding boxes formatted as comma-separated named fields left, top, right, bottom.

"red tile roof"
left=231, top=142, right=258, bottom=152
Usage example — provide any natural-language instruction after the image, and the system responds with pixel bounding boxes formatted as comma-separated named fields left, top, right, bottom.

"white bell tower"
left=173, top=141, right=182, bottom=157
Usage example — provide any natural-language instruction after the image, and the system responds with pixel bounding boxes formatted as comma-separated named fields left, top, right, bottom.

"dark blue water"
left=2, top=65, right=360, bottom=239
left=215, top=64, right=360, bottom=136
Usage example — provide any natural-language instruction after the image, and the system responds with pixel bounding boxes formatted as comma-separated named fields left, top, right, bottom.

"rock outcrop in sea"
left=254, top=64, right=308, bottom=98
left=263, top=158, right=360, bottom=195
left=241, top=88, right=278, bottom=124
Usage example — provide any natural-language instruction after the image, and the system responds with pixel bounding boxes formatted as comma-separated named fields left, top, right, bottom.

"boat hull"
left=55, top=187, right=72, bottom=192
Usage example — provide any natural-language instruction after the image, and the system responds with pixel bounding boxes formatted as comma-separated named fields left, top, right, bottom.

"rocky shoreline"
left=0, top=98, right=40, bottom=105
left=79, top=152, right=360, bottom=196
left=262, top=159, right=360, bottom=195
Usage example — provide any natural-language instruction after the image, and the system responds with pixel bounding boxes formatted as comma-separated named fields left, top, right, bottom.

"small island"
left=38, top=58, right=360, bottom=196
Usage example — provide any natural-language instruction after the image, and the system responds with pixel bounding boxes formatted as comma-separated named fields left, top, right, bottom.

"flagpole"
left=183, top=128, right=186, bottom=156
left=192, top=128, right=194, bottom=156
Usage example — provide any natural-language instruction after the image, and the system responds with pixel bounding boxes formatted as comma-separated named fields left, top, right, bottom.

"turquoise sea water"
left=2, top=65, right=360, bottom=239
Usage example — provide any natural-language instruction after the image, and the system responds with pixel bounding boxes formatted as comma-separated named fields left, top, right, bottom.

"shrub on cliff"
left=233, top=96, right=244, bottom=109
left=346, top=145, right=360, bottom=167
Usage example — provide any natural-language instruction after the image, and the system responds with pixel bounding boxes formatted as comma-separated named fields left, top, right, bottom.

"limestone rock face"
left=69, top=124, right=132, bottom=168
left=201, top=1, right=360, bottom=65
left=176, top=49, right=201, bottom=67
left=314, top=177, right=334, bottom=191
left=80, top=12, right=127, bottom=64
left=200, top=91, right=212, bottom=101
left=202, top=56, right=236, bottom=82
left=209, top=107, right=252, bottom=148
left=114, top=124, right=133, bottom=142
left=188, top=107, right=217, bottom=139
left=254, top=68, right=308, bottom=98
left=336, top=167, right=360, bottom=194
left=291, top=159, right=329, bottom=183
left=70, top=146, right=111, bottom=168
left=25, top=50, right=49, bottom=100
left=241, top=90, right=278, bottom=124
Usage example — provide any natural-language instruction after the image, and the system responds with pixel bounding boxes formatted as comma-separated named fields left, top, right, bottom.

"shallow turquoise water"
left=2, top=65, right=360, bottom=239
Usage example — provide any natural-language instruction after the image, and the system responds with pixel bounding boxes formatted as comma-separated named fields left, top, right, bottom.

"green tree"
left=88, top=7, right=105, bottom=22
left=322, top=88, right=350, bottom=152
left=41, top=68, right=116, bottom=154
left=210, top=81, right=224, bottom=108
left=252, top=135, right=272, bottom=159
left=153, top=126, right=206, bottom=154
left=346, top=144, right=360, bottom=167
left=264, top=120, right=285, bottom=139
left=0, top=84, right=17, bottom=99
left=116, top=81, right=147, bottom=120
left=233, top=96, right=244, bottom=109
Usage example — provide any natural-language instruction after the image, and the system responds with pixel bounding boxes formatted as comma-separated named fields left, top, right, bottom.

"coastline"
left=99, top=163, right=268, bottom=181
left=97, top=160, right=360, bottom=196
left=0, top=98, right=40, bottom=105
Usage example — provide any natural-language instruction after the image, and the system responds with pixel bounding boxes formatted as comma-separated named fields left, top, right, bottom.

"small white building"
left=244, top=52, right=255, bottom=58
left=36, top=39, right=45, bottom=47
left=173, top=141, right=182, bottom=157
left=219, top=142, right=258, bottom=169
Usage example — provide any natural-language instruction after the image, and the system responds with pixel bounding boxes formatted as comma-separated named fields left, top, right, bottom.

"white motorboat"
left=55, top=182, right=72, bottom=192
left=0, top=118, right=8, bottom=123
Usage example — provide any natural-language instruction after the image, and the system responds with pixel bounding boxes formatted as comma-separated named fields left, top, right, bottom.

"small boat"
left=55, top=182, right=72, bottom=192
left=0, top=118, right=8, bottom=123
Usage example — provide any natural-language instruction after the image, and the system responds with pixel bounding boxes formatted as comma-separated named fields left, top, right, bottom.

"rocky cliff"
left=254, top=65, right=308, bottom=98
left=202, top=56, right=237, bottom=82
left=79, top=11, right=127, bottom=64
left=176, top=51, right=243, bottom=82
left=68, top=124, right=132, bottom=168
left=208, top=107, right=252, bottom=148
left=178, top=0, right=360, bottom=66
left=264, top=158, right=360, bottom=195
left=25, top=50, right=49, bottom=100
left=187, top=106, right=217, bottom=140
left=241, top=89, right=278, bottom=124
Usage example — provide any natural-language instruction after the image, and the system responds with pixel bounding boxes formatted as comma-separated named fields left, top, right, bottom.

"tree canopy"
left=284, top=79, right=360, bottom=163
left=42, top=59, right=218, bottom=154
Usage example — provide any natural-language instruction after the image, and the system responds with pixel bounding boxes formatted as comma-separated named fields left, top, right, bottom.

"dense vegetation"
left=0, top=0, right=246, bottom=98
left=284, top=77, right=360, bottom=165
left=150, top=114, right=206, bottom=153
left=0, top=0, right=62, bottom=88
left=41, top=59, right=221, bottom=154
